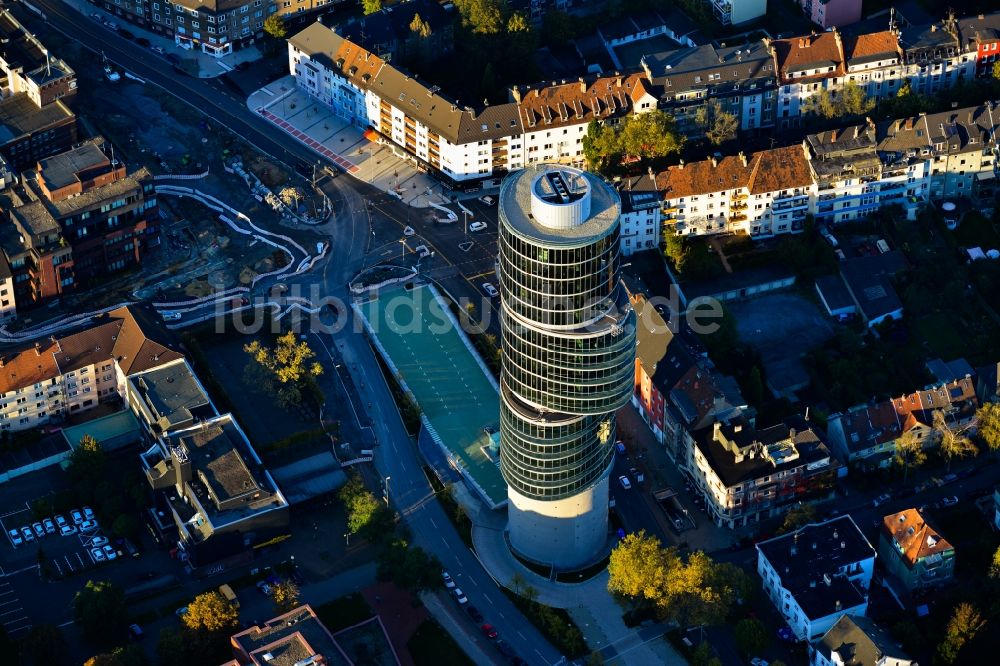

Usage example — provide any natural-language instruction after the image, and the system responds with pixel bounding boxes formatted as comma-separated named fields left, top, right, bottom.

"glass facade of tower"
left=498, top=166, right=636, bottom=503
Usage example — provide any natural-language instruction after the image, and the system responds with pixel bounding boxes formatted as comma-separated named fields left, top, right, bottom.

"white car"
left=478, top=195, right=496, bottom=206
left=453, top=588, right=468, bottom=605
left=618, top=475, right=632, bottom=490
left=20, top=526, right=34, bottom=542
left=151, top=46, right=165, bottom=55
left=940, top=496, right=959, bottom=508
left=750, top=659, right=769, bottom=666
left=8, top=529, right=22, bottom=546
left=89, top=536, right=109, bottom=548
left=257, top=581, right=272, bottom=595
left=469, top=221, right=487, bottom=232
left=80, top=519, right=98, bottom=532
left=403, top=226, right=416, bottom=236
left=60, top=525, right=78, bottom=537
left=42, top=518, right=56, bottom=534
left=31, top=523, right=45, bottom=538
left=103, top=545, right=118, bottom=561
left=482, top=283, right=499, bottom=298
left=83, top=507, right=95, bottom=521
left=161, top=311, right=182, bottom=321
left=872, top=493, right=891, bottom=507
left=70, top=509, right=84, bottom=525
left=55, top=514, right=67, bottom=528
left=442, top=571, right=456, bottom=589
left=90, top=548, right=106, bottom=563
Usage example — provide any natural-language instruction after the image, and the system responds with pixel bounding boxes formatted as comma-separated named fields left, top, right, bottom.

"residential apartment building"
left=617, top=173, right=661, bottom=255
left=756, top=515, right=876, bottom=641
left=957, top=13, right=1000, bottom=77
left=0, top=306, right=183, bottom=432
left=287, top=24, right=655, bottom=186
left=639, top=41, right=778, bottom=134
left=710, top=0, right=766, bottom=26
left=657, top=144, right=815, bottom=238
left=826, top=376, right=979, bottom=468
left=799, top=0, right=861, bottom=29
left=141, top=413, right=289, bottom=569
left=879, top=508, right=955, bottom=592
left=338, top=0, right=453, bottom=66
left=0, top=138, right=158, bottom=310
left=898, top=16, right=974, bottom=97
left=811, top=615, right=916, bottom=666
left=690, top=415, right=841, bottom=529
left=0, top=256, right=14, bottom=322
left=126, top=359, right=217, bottom=439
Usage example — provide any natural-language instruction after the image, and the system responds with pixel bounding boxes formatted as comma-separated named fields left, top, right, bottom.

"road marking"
left=483, top=595, right=494, bottom=605
left=518, top=630, right=526, bottom=640
left=429, top=518, right=437, bottom=529
left=0, top=608, right=25, bottom=617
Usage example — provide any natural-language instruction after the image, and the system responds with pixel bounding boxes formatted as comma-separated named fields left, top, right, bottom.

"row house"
left=798, top=0, right=861, bottom=30
left=898, top=16, right=974, bottom=97
left=288, top=24, right=654, bottom=187
left=656, top=144, right=815, bottom=238
left=617, top=173, right=661, bottom=255
left=710, top=0, right=766, bottom=27
left=0, top=306, right=183, bottom=432
left=691, top=415, right=841, bottom=529
left=957, top=13, right=1000, bottom=77
left=757, top=515, right=876, bottom=641
left=640, top=41, right=778, bottom=134
left=825, top=376, right=979, bottom=468
left=0, top=138, right=158, bottom=311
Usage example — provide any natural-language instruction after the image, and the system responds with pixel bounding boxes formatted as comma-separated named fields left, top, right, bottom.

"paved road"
left=23, top=4, right=563, bottom=662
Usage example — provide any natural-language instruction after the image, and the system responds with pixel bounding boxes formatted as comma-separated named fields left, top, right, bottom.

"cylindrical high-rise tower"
left=497, top=165, right=636, bottom=570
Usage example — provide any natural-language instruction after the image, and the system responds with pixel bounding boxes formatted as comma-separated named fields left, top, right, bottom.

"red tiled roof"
left=882, top=508, right=953, bottom=567
left=770, top=31, right=845, bottom=83
left=517, top=73, right=649, bottom=132
left=844, top=31, right=900, bottom=61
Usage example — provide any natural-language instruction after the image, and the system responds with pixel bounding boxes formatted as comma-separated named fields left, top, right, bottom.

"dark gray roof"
left=38, top=140, right=107, bottom=190
left=925, top=357, right=974, bottom=384
left=233, top=605, right=351, bottom=666
left=816, top=275, right=855, bottom=313
left=641, top=41, right=774, bottom=96
left=0, top=94, right=74, bottom=145
left=757, top=515, right=876, bottom=620
left=340, top=0, right=451, bottom=51
left=683, top=265, right=795, bottom=300
left=839, top=252, right=907, bottom=323
left=130, top=361, right=212, bottom=431
left=816, top=615, right=913, bottom=666
left=269, top=452, right=347, bottom=506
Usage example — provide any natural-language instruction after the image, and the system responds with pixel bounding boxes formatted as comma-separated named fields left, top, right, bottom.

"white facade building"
left=756, top=515, right=876, bottom=641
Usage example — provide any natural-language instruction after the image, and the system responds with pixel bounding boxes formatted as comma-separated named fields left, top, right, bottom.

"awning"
left=977, top=171, right=995, bottom=181
left=363, top=128, right=380, bottom=142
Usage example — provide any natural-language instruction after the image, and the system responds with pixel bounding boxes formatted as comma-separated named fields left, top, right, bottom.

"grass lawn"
left=313, top=593, right=374, bottom=633
left=912, top=313, right=965, bottom=360
left=406, top=619, right=474, bottom=666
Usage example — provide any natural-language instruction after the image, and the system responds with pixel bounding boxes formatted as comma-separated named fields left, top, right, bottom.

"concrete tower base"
left=507, top=474, right=610, bottom=570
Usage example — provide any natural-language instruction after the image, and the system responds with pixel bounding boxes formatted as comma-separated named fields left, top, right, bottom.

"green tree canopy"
left=272, top=580, right=301, bottom=614
left=25, top=624, right=69, bottom=666
left=976, top=402, right=1000, bottom=454
left=607, top=530, right=671, bottom=603
left=363, top=0, right=383, bottom=15
left=244, top=331, right=323, bottom=411
left=937, top=602, right=986, bottom=664
left=182, top=591, right=240, bottom=634
left=376, top=538, right=444, bottom=591
left=409, top=12, right=432, bottom=37
left=893, top=430, right=927, bottom=482
left=805, top=82, right=874, bottom=119
left=777, top=503, right=817, bottom=535
left=338, top=474, right=393, bottom=539
left=583, top=111, right=683, bottom=175
left=934, top=409, right=977, bottom=470
left=694, top=100, right=739, bottom=145
left=263, top=14, right=287, bottom=40
left=734, top=618, right=770, bottom=659
left=73, top=580, right=127, bottom=647
left=454, top=0, right=504, bottom=35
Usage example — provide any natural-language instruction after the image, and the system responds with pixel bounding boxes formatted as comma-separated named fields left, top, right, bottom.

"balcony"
left=710, top=0, right=732, bottom=25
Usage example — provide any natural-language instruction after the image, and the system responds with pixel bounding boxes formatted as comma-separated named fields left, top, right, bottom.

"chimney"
left=511, top=86, right=522, bottom=103
left=830, top=128, right=838, bottom=141
left=833, top=28, right=843, bottom=56
left=579, top=77, right=586, bottom=93
left=798, top=38, right=805, bottom=49
left=931, top=24, right=937, bottom=32
left=835, top=600, right=842, bottom=611
left=713, top=421, right=722, bottom=441
left=678, top=159, right=685, bottom=169
left=711, top=156, right=718, bottom=167
left=0, top=356, right=4, bottom=367
left=50, top=335, right=61, bottom=353
left=34, top=342, right=41, bottom=356
left=739, top=151, right=747, bottom=167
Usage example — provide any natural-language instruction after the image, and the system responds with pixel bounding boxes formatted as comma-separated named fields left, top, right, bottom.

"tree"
left=991, top=544, right=1000, bottom=580
left=934, top=409, right=977, bottom=471
left=244, top=331, right=323, bottom=411
left=362, top=0, right=382, bottom=15
left=734, top=618, right=769, bottom=659
left=777, top=503, right=817, bottom=534
left=73, top=580, right=127, bottom=647
left=454, top=0, right=504, bottom=35
left=409, top=13, right=432, bottom=38
left=541, top=9, right=577, bottom=46
left=182, top=591, right=240, bottom=634
left=607, top=530, right=671, bottom=604
left=976, top=402, right=1000, bottom=455
left=24, top=624, right=69, bottom=665
left=893, top=430, right=927, bottom=482
left=376, top=538, right=444, bottom=591
left=263, top=14, right=286, bottom=40
left=805, top=82, right=874, bottom=119
left=338, top=474, right=392, bottom=539
left=690, top=642, right=722, bottom=666
left=694, top=100, right=738, bottom=145
left=993, top=60, right=1000, bottom=81
left=84, top=647, right=148, bottom=666
left=618, top=110, right=684, bottom=161
left=111, top=514, right=137, bottom=540
left=507, top=11, right=530, bottom=33
left=937, top=602, right=986, bottom=664
left=582, top=121, right=621, bottom=174
left=272, top=580, right=301, bottom=613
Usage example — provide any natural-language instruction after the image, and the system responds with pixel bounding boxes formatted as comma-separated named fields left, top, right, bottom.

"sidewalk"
left=421, top=591, right=504, bottom=666
left=61, top=0, right=262, bottom=78
left=247, top=76, right=476, bottom=209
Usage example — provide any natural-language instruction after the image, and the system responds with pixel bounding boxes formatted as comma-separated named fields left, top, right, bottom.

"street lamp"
left=344, top=532, right=350, bottom=547
left=384, top=476, right=391, bottom=506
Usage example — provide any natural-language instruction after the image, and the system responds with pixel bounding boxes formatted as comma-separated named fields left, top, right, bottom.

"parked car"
left=128, top=624, right=144, bottom=641
left=478, top=195, right=496, bottom=206
left=442, top=571, right=455, bottom=589
left=151, top=46, right=165, bottom=55
left=957, top=467, right=978, bottom=479
left=452, top=588, right=468, bottom=605
left=175, top=606, right=188, bottom=619
left=117, top=28, right=135, bottom=40
left=481, top=624, right=498, bottom=639
left=166, top=53, right=181, bottom=65
left=939, top=496, right=959, bottom=508
left=31, top=523, right=44, bottom=538
left=42, top=518, right=56, bottom=534
left=469, top=221, right=487, bottom=232
left=160, top=311, right=182, bottom=321
left=20, top=527, right=33, bottom=542
left=90, top=548, right=106, bottom=563
left=55, top=514, right=67, bottom=528
left=80, top=519, right=98, bottom=532
left=235, top=61, right=252, bottom=72
left=482, top=283, right=499, bottom=298
left=256, top=581, right=272, bottom=595
left=465, top=605, right=484, bottom=623
left=750, top=659, right=769, bottom=666
left=135, top=37, right=151, bottom=48
left=8, top=529, right=22, bottom=546
left=618, top=475, right=632, bottom=490
left=60, top=525, right=77, bottom=537
left=90, top=536, right=109, bottom=548
left=70, top=509, right=84, bottom=525
left=83, top=507, right=95, bottom=521
left=103, top=545, right=118, bottom=560
left=872, top=493, right=891, bottom=507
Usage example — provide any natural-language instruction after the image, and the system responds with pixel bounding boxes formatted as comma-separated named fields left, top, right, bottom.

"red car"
left=481, top=623, right=498, bottom=639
